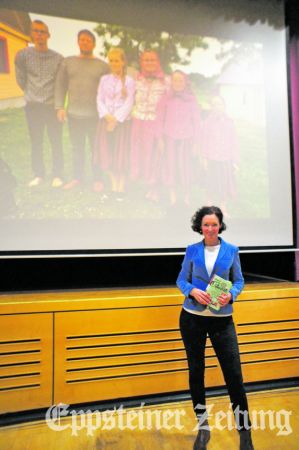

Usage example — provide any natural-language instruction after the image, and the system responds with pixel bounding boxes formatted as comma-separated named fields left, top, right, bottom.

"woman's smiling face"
left=201, top=214, right=221, bottom=245
left=141, top=51, right=159, bottom=74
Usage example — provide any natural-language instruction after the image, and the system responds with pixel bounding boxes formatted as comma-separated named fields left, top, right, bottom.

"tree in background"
left=93, top=23, right=208, bottom=72
left=93, top=23, right=262, bottom=109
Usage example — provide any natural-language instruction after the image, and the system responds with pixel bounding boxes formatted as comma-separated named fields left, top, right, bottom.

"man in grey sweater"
left=15, top=20, right=63, bottom=187
left=55, top=30, right=108, bottom=190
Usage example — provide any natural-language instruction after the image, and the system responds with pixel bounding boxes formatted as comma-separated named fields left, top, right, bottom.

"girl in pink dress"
left=94, top=48, right=135, bottom=199
left=130, top=50, right=170, bottom=201
left=156, top=70, right=201, bottom=206
left=201, top=96, right=239, bottom=215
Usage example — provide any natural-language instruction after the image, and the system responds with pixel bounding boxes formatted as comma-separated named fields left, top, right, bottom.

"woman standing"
left=177, top=206, right=254, bottom=450
left=130, top=50, right=169, bottom=201
left=94, top=48, right=135, bottom=199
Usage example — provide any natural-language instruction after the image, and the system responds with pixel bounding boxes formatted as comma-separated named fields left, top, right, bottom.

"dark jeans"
left=25, top=103, right=63, bottom=178
left=179, top=308, right=251, bottom=430
left=68, top=115, right=100, bottom=181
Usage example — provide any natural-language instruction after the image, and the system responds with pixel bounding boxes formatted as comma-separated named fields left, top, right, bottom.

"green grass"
left=233, top=120, right=270, bottom=217
left=0, top=107, right=269, bottom=220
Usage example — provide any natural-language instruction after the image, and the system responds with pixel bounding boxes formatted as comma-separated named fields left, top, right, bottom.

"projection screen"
left=0, top=1, right=294, bottom=253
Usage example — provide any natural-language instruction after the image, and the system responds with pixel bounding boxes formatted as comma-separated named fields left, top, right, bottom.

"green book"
left=206, top=274, right=232, bottom=311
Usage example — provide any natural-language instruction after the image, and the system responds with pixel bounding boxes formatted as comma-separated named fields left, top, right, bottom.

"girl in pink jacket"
left=156, top=70, right=201, bottom=206
left=201, top=95, right=239, bottom=215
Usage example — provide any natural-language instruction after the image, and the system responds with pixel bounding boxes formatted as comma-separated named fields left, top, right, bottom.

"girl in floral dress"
left=130, top=50, right=169, bottom=201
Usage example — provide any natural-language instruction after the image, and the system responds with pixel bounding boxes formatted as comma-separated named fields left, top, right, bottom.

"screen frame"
left=0, top=0, right=296, bottom=258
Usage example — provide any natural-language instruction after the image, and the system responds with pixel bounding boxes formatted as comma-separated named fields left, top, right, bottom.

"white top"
left=97, top=74, right=135, bottom=122
left=184, top=243, right=232, bottom=317
left=204, top=243, right=220, bottom=276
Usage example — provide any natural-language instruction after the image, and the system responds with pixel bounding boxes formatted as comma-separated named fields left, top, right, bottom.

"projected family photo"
left=0, top=9, right=268, bottom=223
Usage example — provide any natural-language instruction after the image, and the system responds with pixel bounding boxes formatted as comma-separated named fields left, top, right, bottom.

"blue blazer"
left=176, top=237, right=244, bottom=316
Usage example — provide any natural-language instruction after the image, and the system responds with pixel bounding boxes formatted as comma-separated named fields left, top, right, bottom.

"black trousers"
left=179, top=308, right=251, bottom=430
left=25, top=103, right=63, bottom=178
left=68, top=115, right=99, bottom=181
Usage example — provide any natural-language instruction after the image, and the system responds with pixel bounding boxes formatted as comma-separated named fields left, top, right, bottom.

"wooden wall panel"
left=0, top=313, right=53, bottom=414
left=53, top=292, right=299, bottom=405
left=0, top=283, right=298, bottom=413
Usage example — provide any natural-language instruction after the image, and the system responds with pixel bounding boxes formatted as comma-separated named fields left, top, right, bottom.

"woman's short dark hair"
left=191, top=206, right=227, bottom=234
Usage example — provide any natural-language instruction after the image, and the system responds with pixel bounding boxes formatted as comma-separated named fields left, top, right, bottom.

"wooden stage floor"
left=0, top=387, right=298, bottom=450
